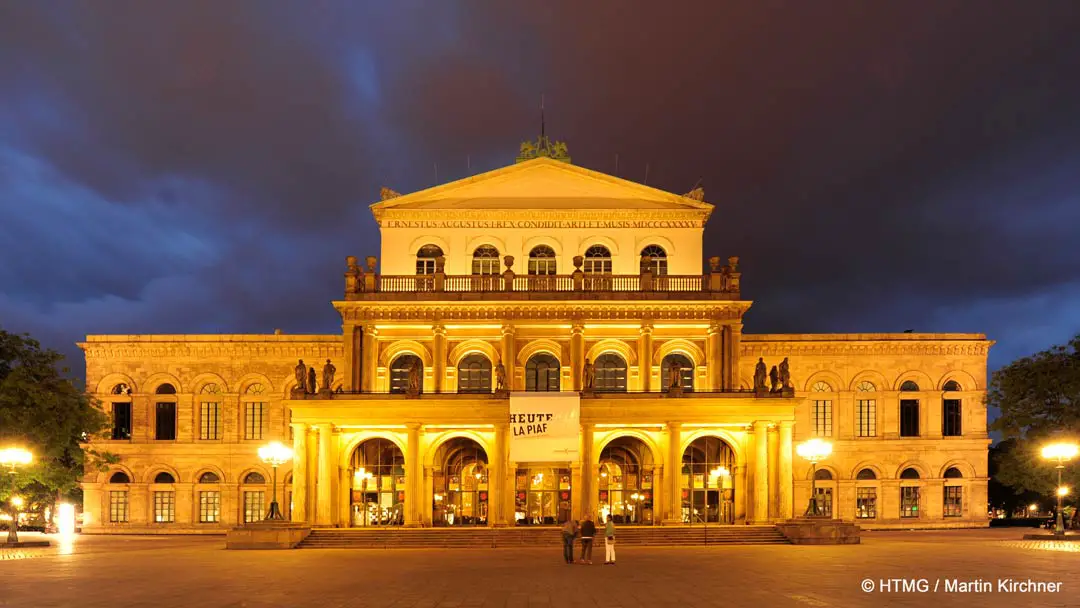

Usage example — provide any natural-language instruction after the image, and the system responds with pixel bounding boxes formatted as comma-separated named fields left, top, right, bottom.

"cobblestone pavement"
left=1, top=529, right=1077, bottom=608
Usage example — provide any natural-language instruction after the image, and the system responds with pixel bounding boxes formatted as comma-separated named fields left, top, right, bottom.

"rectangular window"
left=199, top=401, right=220, bottom=440
left=243, top=491, right=265, bottom=523
left=111, top=402, right=132, bottom=440
left=942, top=399, right=962, bottom=437
left=109, top=491, right=129, bottom=523
left=244, top=402, right=266, bottom=440
left=944, top=486, right=963, bottom=517
left=155, top=402, right=177, bottom=440
left=814, top=487, right=833, bottom=518
left=856, top=487, right=877, bottom=519
left=199, top=491, right=222, bottom=523
left=856, top=399, right=876, bottom=437
left=153, top=491, right=175, bottom=523
left=899, top=399, right=920, bottom=437
left=812, top=400, right=832, bottom=437
left=900, top=487, right=920, bottom=518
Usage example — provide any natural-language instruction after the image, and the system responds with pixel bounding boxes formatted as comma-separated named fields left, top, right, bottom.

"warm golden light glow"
left=257, top=441, right=294, bottom=466
left=11, top=496, right=25, bottom=508
left=0, top=447, right=32, bottom=468
left=796, top=438, right=833, bottom=463
left=1029, top=503, right=1038, bottom=511
left=58, top=503, right=76, bottom=536
left=1042, top=442, right=1080, bottom=462
left=1058, top=486, right=1070, bottom=497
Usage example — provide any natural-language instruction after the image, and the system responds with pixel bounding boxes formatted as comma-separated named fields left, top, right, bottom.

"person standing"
left=603, top=516, right=616, bottom=565
left=561, top=519, right=578, bottom=564
left=579, top=516, right=596, bottom=564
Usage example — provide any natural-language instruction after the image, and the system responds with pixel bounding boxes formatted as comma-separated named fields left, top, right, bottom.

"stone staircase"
left=297, top=525, right=789, bottom=549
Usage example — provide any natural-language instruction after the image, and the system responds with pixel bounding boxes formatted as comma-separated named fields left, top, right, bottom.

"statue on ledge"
left=380, top=187, right=401, bottom=200
left=406, top=362, right=421, bottom=397
left=753, top=358, right=767, bottom=393
left=322, top=359, right=336, bottom=393
left=308, top=366, right=317, bottom=395
left=769, top=365, right=780, bottom=393
left=779, top=357, right=792, bottom=391
left=684, top=186, right=705, bottom=201
left=582, top=358, right=595, bottom=391
left=495, top=362, right=508, bottom=393
left=294, top=359, right=308, bottom=395
left=668, top=361, right=684, bottom=396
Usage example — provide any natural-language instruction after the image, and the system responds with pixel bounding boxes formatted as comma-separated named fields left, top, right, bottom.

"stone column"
left=665, top=422, right=682, bottom=523
left=433, top=323, right=447, bottom=393
left=734, top=464, right=748, bottom=523
left=570, top=322, right=584, bottom=391
left=338, top=467, right=351, bottom=526
left=638, top=322, right=654, bottom=392
left=580, top=423, right=594, bottom=518
left=315, top=423, right=335, bottom=526
left=493, top=421, right=508, bottom=526
left=570, top=464, right=582, bottom=520
left=501, top=324, right=516, bottom=391
left=729, top=323, right=742, bottom=390
left=423, top=466, right=435, bottom=526
left=777, top=421, right=794, bottom=521
left=768, top=426, right=778, bottom=519
left=290, top=422, right=308, bottom=522
left=342, top=322, right=357, bottom=392
left=406, top=423, right=422, bottom=526
left=360, top=325, right=378, bottom=392
left=506, top=461, right=518, bottom=526
left=708, top=321, right=724, bottom=390
left=752, top=421, right=769, bottom=523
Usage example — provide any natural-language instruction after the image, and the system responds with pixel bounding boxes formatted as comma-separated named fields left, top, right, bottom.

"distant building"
left=80, top=139, right=991, bottom=532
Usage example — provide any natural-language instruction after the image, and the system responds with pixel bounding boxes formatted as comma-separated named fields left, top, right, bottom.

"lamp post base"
left=803, top=498, right=822, bottom=518
left=264, top=501, right=285, bottom=521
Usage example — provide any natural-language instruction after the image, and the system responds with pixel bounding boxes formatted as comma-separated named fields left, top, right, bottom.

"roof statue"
left=684, top=186, right=705, bottom=201
left=380, top=187, right=402, bottom=201
left=515, top=134, right=571, bottom=164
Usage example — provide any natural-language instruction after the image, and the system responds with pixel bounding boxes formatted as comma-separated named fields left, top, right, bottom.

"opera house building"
left=79, top=139, right=991, bottom=534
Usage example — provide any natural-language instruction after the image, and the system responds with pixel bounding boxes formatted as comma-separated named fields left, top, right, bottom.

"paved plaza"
left=1, top=529, right=1078, bottom=607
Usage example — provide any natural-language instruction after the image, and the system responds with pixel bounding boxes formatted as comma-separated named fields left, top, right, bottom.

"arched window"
left=111, top=383, right=131, bottom=395
left=583, top=245, right=612, bottom=274
left=811, top=381, right=832, bottom=392
left=153, top=472, right=175, bottom=484
left=814, top=468, right=833, bottom=481
left=899, top=468, right=920, bottom=480
left=640, top=245, right=668, bottom=275
left=390, top=354, right=423, bottom=394
left=433, top=438, right=488, bottom=526
left=856, top=468, right=877, bottom=480
left=598, top=437, right=655, bottom=524
left=661, top=353, right=694, bottom=392
left=856, top=381, right=876, bottom=392
left=682, top=436, right=736, bottom=524
left=900, top=380, right=920, bottom=392
left=472, top=245, right=500, bottom=275
left=528, top=245, right=557, bottom=275
left=943, top=467, right=963, bottom=479
left=244, top=472, right=266, bottom=484
left=457, top=353, right=492, bottom=394
left=109, top=471, right=131, bottom=484
left=155, top=383, right=176, bottom=394
left=198, top=472, right=221, bottom=483
left=525, top=353, right=560, bottom=392
left=416, top=244, right=443, bottom=275
left=943, top=380, right=962, bottom=392
left=594, top=353, right=628, bottom=393
left=350, top=438, right=406, bottom=526
left=154, top=383, right=177, bottom=441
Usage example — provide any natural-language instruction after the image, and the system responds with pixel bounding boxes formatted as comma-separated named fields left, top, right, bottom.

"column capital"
left=363, top=325, right=378, bottom=337
left=432, top=323, right=447, bottom=336
left=406, top=422, right=422, bottom=431
left=581, top=422, right=594, bottom=433
left=571, top=323, right=584, bottom=335
left=639, top=321, right=654, bottom=335
left=752, top=420, right=770, bottom=431
left=314, top=422, right=335, bottom=431
left=501, top=323, right=516, bottom=336
left=779, top=420, right=795, bottom=430
left=290, top=421, right=308, bottom=432
left=666, top=421, right=683, bottom=431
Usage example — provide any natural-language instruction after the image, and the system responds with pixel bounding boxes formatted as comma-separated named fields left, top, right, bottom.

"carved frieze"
left=82, top=343, right=344, bottom=361
left=741, top=342, right=992, bottom=357
left=374, top=208, right=710, bottom=229
left=336, top=303, right=749, bottom=323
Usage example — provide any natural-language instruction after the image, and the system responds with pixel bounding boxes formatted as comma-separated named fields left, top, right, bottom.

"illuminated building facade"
left=80, top=143, right=991, bottom=532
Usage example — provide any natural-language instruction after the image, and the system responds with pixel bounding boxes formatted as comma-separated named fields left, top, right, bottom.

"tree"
left=0, top=329, right=114, bottom=520
left=988, top=333, right=1080, bottom=495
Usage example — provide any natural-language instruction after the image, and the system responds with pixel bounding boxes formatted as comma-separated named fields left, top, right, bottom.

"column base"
left=660, top=518, right=685, bottom=526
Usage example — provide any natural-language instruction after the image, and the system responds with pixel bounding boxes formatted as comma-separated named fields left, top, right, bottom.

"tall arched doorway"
left=597, top=436, right=655, bottom=525
left=349, top=438, right=405, bottom=526
left=433, top=437, right=488, bottom=526
left=515, top=466, right=571, bottom=525
left=682, top=436, right=736, bottom=524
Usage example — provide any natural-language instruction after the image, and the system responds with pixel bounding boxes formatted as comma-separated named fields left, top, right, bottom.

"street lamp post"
left=0, top=447, right=33, bottom=544
left=1041, top=442, right=1079, bottom=537
left=258, top=441, right=294, bottom=521
left=796, top=439, right=833, bottom=518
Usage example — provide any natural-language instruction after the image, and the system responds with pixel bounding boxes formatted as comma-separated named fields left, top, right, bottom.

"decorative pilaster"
left=708, top=321, right=724, bottom=390
left=360, top=325, right=378, bottom=393
left=665, top=421, right=682, bottom=524
left=777, top=421, right=794, bottom=520
left=493, top=421, right=508, bottom=526
left=433, top=323, right=447, bottom=393
left=729, top=322, right=742, bottom=391
left=570, top=322, right=585, bottom=391
left=338, top=466, right=351, bottom=526
left=290, top=422, right=308, bottom=523
left=768, top=425, right=778, bottom=519
left=315, top=424, right=334, bottom=526
left=752, top=421, right=770, bottom=523
left=638, top=322, right=654, bottom=392
left=501, top=324, right=516, bottom=391
left=342, top=323, right=359, bottom=392
left=406, top=423, right=422, bottom=527
left=580, top=423, right=594, bottom=518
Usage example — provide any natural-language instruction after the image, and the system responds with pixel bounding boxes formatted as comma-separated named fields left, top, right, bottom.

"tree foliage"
left=989, top=334, right=1080, bottom=495
left=0, top=329, right=114, bottom=513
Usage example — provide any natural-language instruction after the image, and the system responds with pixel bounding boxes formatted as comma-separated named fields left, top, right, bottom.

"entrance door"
left=681, top=436, right=736, bottom=524
left=349, top=438, right=405, bottom=527
left=515, top=467, right=571, bottom=525
left=597, top=436, right=655, bottom=524
left=433, top=437, right=488, bottom=526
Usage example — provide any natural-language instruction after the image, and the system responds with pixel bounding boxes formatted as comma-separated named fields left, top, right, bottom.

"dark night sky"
left=2, top=1, right=1080, bottom=382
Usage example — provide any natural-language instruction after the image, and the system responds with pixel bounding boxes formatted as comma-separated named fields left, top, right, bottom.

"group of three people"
left=561, top=515, right=615, bottom=565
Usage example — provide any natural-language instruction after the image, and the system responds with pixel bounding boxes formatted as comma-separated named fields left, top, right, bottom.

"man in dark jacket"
left=561, top=519, right=578, bottom=564
left=579, top=516, right=597, bottom=564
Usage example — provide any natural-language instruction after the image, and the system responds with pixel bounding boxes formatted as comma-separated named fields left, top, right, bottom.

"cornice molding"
left=376, top=208, right=710, bottom=229
left=741, top=342, right=992, bottom=357
left=336, top=303, right=749, bottom=323
left=83, top=343, right=344, bottom=361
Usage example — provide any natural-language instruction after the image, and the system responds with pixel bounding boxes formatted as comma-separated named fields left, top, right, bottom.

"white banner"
left=509, top=392, right=581, bottom=462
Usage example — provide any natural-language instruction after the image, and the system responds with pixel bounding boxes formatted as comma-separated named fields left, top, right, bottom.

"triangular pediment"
left=371, top=157, right=713, bottom=214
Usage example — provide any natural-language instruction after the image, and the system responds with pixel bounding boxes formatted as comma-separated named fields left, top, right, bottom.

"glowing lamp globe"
left=0, top=447, right=32, bottom=467
left=1058, top=486, right=1070, bottom=497
left=796, top=438, right=833, bottom=463
left=1042, top=443, right=1079, bottom=462
left=11, top=496, right=24, bottom=508
left=257, top=441, right=294, bottom=466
